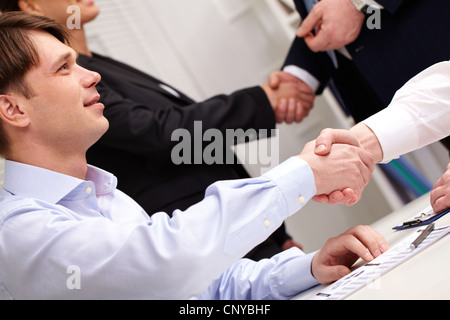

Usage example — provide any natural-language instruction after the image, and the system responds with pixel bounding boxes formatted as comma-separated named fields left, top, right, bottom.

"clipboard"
left=310, top=224, right=450, bottom=300
left=393, top=206, right=450, bottom=231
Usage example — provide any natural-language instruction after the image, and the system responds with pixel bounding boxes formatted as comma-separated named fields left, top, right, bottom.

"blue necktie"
left=303, top=0, right=338, bottom=68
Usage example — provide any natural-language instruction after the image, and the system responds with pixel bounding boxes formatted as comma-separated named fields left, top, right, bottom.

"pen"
left=410, top=223, right=435, bottom=249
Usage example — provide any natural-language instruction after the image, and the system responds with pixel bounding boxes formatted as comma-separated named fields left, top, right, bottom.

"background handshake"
left=259, top=68, right=378, bottom=207
left=262, top=70, right=315, bottom=124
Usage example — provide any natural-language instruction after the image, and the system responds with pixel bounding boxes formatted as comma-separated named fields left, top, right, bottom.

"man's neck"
left=7, top=147, right=89, bottom=180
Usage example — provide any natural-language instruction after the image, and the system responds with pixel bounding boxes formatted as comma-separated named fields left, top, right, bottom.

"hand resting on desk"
left=312, top=225, right=389, bottom=284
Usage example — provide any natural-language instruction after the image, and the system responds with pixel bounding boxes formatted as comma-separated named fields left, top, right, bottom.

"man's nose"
left=80, top=66, right=101, bottom=88
left=86, top=71, right=101, bottom=88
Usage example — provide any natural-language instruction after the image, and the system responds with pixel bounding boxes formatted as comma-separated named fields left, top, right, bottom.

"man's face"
left=18, top=31, right=108, bottom=153
left=30, top=0, right=100, bottom=26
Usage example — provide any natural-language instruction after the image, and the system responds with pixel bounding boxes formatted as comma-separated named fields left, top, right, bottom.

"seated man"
left=0, top=12, right=388, bottom=299
left=1, top=0, right=318, bottom=258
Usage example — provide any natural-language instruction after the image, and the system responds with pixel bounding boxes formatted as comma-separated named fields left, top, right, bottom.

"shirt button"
left=86, top=187, right=92, bottom=194
left=264, top=219, right=270, bottom=228
left=298, top=196, right=305, bottom=205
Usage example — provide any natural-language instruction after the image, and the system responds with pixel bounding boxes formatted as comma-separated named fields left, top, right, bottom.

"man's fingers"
left=344, top=225, right=389, bottom=259
left=317, top=265, right=351, bottom=284
left=268, top=73, right=281, bottom=89
left=296, top=6, right=322, bottom=38
left=311, top=225, right=389, bottom=284
left=275, top=99, right=287, bottom=123
left=432, top=197, right=447, bottom=215
left=430, top=170, right=450, bottom=213
left=430, top=185, right=448, bottom=213
left=315, top=129, right=361, bottom=156
left=303, top=30, right=331, bottom=53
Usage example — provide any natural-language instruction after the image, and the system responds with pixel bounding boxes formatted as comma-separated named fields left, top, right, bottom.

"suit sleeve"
left=283, top=38, right=334, bottom=94
left=283, top=0, right=408, bottom=94
left=95, top=81, right=276, bottom=157
left=282, top=0, right=334, bottom=94
left=376, top=0, right=405, bottom=14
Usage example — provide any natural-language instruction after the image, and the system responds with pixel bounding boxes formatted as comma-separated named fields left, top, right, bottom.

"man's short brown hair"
left=0, top=12, right=70, bottom=157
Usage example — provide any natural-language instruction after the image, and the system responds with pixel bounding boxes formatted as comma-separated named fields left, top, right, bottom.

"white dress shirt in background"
left=363, top=61, right=450, bottom=163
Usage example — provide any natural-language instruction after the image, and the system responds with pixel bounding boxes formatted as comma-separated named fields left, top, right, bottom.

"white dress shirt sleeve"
left=362, top=61, right=450, bottom=163
left=283, top=65, right=320, bottom=92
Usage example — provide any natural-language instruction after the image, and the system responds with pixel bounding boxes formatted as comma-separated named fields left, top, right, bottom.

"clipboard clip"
left=402, top=212, right=431, bottom=227
left=394, top=207, right=450, bottom=230
left=402, top=218, right=422, bottom=227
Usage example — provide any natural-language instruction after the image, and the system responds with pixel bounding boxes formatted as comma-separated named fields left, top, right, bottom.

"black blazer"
left=285, top=0, right=450, bottom=121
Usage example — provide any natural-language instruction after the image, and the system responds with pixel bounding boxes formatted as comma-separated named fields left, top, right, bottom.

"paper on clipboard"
left=309, top=224, right=450, bottom=300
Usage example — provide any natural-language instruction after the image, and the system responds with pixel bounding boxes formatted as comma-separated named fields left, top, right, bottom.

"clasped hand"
left=299, top=130, right=389, bottom=285
left=262, top=71, right=315, bottom=124
left=312, top=128, right=450, bottom=213
left=302, top=128, right=375, bottom=206
left=298, top=134, right=374, bottom=205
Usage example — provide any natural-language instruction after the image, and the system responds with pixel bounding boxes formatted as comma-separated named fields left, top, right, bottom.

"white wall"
left=85, top=0, right=297, bottom=100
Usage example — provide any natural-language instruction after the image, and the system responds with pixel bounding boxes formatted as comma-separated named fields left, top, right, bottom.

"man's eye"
left=59, top=64, right=68, bottom=71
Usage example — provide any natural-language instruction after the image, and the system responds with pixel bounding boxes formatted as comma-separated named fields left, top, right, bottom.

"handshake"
left=260, top=68, right=384, bottom=207
left=298, top=124, right=383, bottom=207
left=299, top=122, right=450, bottom=216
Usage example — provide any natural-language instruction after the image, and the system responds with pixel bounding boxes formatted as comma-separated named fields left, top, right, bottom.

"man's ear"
left=17, top=0, right=44, bottom=16
left=0, top=95, right=31, bottom=128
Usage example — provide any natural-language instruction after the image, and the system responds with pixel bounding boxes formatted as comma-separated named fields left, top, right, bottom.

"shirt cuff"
left=270, top=249, right=319, bottom=299
left=263, top=157, right=317, bottom=216
left=362, top=105, right=417, bottom=163
left=283, top=65, right=320, bottom=93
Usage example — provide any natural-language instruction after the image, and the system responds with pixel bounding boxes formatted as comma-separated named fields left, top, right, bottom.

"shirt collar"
left=3, top=160, right=117, bottom=204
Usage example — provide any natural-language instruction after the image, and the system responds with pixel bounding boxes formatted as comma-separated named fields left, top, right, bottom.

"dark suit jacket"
left=78, top=53, right=289, bottom=259
left=285, top=0, right=450, bottom=122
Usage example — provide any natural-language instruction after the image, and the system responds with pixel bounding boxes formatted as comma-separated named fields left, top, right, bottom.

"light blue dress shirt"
left=0, top=157, right=318, bottom=300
